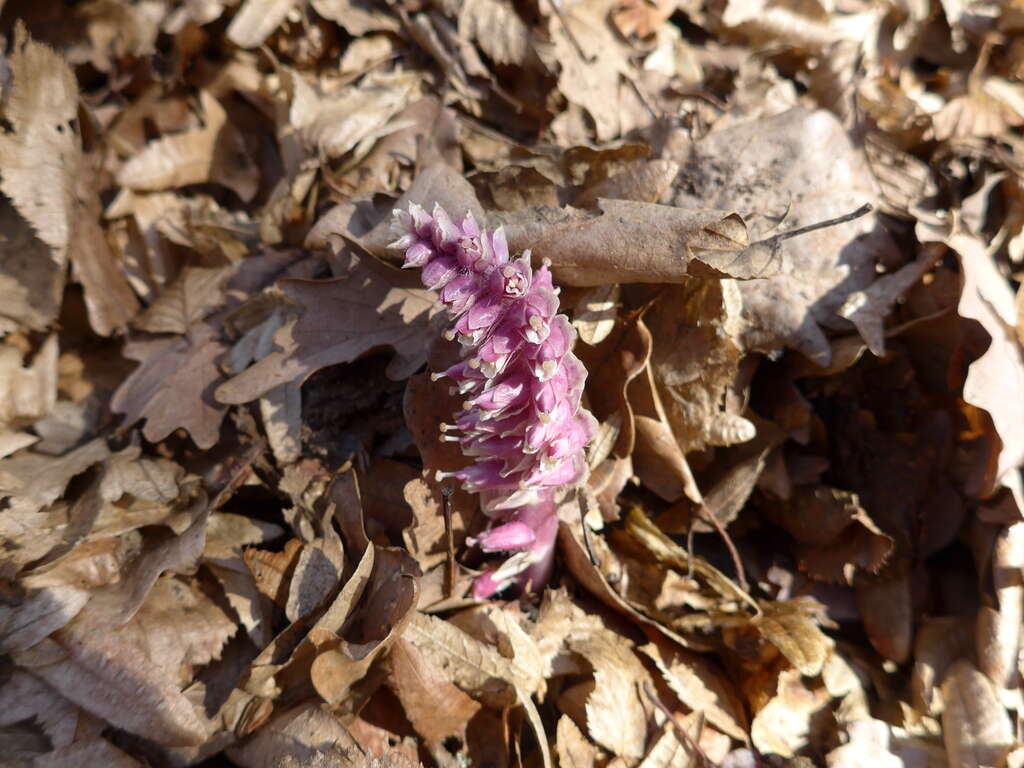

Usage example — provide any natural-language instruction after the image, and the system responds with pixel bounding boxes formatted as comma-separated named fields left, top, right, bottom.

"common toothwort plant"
left=390, top=203, right=597, bottom=599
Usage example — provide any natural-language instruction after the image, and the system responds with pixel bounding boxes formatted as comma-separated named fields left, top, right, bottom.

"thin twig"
left=578, top=491, right=599, bottom=567
left=643, top=682, right=716, bottom=767
left=763, top=202, right=873, bottom=245
left=441, top=485, right=456, bottom=598
left=699, top=505, right=750, bottom=594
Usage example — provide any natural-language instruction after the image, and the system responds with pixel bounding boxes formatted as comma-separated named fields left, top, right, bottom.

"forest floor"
left=2, top=0, right=1024, bottom=766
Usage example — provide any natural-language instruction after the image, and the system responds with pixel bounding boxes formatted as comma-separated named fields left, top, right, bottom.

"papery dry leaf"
left=226, top=0, right=298, bottom=47
left=216, top=256, right=439, bottom=405
left=838, top=246, right=943, bottom=357
left=0, top=26, right=79, bottom=285
left=912, top=617, right=974, bottom=715
left=977, top=521, right=1024, bottom=688
left=749, top=668, right=830, bottom=757
left=927, top=230, right=1024, bottom=491
left=557, top=714, right=599, bottom=768
left=932, top=78, right=1024, bottom=141
left=310, top=0, right=401, bottom=35
left=765, top=486, right=893, bottom=584
left=826, top=718, right=902, bottom=768
left=0, top=438, right=110, bottom=516
left=669, top=107, right=885, bottom=365
left=13, top=627, right=209, bottom=747
left=638, top=719, right=696, bottom=768
left=0, top=334, right=57, bottom=436
left=226, top=702, right=363, bottom=768
left=117, top=91, right=258, bottom=202
left=751, top=597, right=834, bottom=677
left=546, top=0, right=633, bottom=141
left=111, top=323, right=229, bottom=449
left=388, top=638, right=481, bottom=741
left=0, top=584, right=89, bottom=653
left=941, top=659, right=1014, bottom=768
left=117, top=574, right=236, bottom=686
left=457, top=0, right=535, bottom=66
left=613, top=0, right=678, bottom=37
left=0, top=668, right=79, bottom=750
left=286, top=69, right=420, bottom=160
left=575, top=159, right=680, bottom=209
left=285, top=541, right=343, bottom=623
left=570, top=629, right=649, bottom=760
left=134, top=266, right=233, bottom=335
left=493, top=200, right=752, bottom=287
left=244, top=536, right=307, bottom=610
left=640, top=638, right=747, bottom=740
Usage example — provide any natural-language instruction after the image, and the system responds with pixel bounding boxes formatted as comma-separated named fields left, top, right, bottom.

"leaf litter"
left=3, top=1, right=1024, bottom=766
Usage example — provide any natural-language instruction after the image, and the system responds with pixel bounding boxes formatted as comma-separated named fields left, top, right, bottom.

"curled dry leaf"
left=495, top=200, right=753, bottom=287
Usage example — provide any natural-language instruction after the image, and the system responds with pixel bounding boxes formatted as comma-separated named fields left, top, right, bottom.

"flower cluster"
left=391, top=203, right=597, bottom=598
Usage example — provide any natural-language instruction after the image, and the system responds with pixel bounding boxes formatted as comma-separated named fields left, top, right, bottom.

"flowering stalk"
left=391, top=203, right=597, bottom=598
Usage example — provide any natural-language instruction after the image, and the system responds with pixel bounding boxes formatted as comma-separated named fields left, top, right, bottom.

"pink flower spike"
left=392, top=202, right=596, bottom=598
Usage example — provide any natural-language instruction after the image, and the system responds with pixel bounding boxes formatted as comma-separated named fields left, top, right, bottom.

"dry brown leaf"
left=388, top=638, right=481, bottom=740
left=569, top=629, right=650, bottom=760
left=117, top=91, right=258, bottom=202
left=749, top=668, right=830, bottom=757
left=0, top=668, right=79, bottom=752
left=226, top=702, right=363, bottom=768
left=13, top=626, right=209, bottom=747
left=494, top=200, right=753, bottom=287
left=837, top=246, right=943, bottom=357
left=117, top=575, right=236, bottom=686
left=0, top=438, right=110, bottom=517
left=826, top=719, right=902, bottom=768
left=0, top=334, right=57, bottom=443
left=941, top=659, right=1014, bottom=768
left=751, top=598, right=834, bottom=677
left=111, top=323, right=229, bottom=449
left=932, top=78, right=1024, bottom=141
left=640, top=638, right=747, bottom=740
left=912, top=617, right=975, bottom=715
left=764, top=486, right=894, bottom=585
left=556, top=714, right=599, bottom=768
left=226, top=0, right=299, bottom=47
left=927, top=230, right=1024, bottom=492
left=669, top=107, right=886, bottom=365
left=134, top=266, right=233, bottom=335
left=546, top=0, right=633, bottom=141
left=456, top=0, right=535, bottom=67
left=310, top=0, right=401, bottom=35
left=613, top=0, right=679, bottom=38
left=285, top=69, right=420, bottom=160
left=216, top=255, right=440, bottom=405
left=0, top=26, right=79, bottom=296
left=977, top=521, right=1024, bottom=688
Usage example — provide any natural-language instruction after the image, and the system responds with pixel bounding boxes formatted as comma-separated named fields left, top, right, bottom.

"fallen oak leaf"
left=216, top=256, right=440, bottom=405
